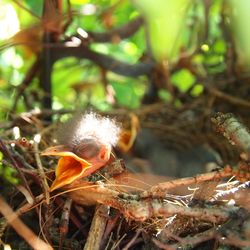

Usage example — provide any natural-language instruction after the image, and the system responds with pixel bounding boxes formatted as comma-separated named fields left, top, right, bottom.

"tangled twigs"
left=212, top=112, right=250, bottom=155
left=66, top=178, right=234, bottom=223
left=157, top=225, right=250, bottom=250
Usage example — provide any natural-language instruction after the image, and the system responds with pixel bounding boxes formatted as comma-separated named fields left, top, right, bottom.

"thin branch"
left=34, top=139, right=50, bottom=204
left=51, top=45, right=154, bottom=77
left=0, top=195, right=53, bottom=250
left=207, top=86, right=250, bottom=108
left=141, top=169, right=232, bottom=198
left=84, top=16, right=144, bottom=43
left=12, top=58, right=41, bottom=112
left=12, top=0, right=41, bottom=19
left=0, top=138, right=34, bottom=201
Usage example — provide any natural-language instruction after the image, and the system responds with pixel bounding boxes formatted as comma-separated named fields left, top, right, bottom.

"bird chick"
left=42, top=112, right=121, bottom=191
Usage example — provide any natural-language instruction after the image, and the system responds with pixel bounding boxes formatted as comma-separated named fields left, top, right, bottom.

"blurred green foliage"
left=0, top=0, right=248, bottom=116
left=0, top=151, right=19, bottom=184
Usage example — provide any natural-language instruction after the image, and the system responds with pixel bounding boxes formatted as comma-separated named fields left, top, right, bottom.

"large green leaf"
left=133, top=0, right=193, bottom=62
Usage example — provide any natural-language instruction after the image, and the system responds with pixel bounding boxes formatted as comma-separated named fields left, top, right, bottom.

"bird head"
left=42, top=112, right=120, bottom=191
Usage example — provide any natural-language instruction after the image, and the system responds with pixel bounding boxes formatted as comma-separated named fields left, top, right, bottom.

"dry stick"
left=169, top=227, right=250, bottom=249
left=158, top=228, right=216, bottom=250
left=141, top=170, right=233, bottom=198
left=122, top=229, right=142, bottom=250
left=0, top=196, right=53, bottom=250
left=68, top=183, right=232, bottom=223
left=59, top=198, right=72, bottom=250
left=34, top=140, right=50, bottom=204
left=212, top=112, right=250, bottom=154
left=208, top=86, right=250, bottom=109
left=113, top=197, right=231, bottom=223
left=17, top=194, right=45, bottom=215
left=84, top=205, right=109, bottom=250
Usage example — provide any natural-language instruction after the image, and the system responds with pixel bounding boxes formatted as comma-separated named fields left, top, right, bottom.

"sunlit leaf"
left=171, top=69, right=196, bottom=93
left=191, top=84, right=204, bottom=97
left=228, top=0, right=250, bottom=67
left=133, top=0, right=193, bottom=62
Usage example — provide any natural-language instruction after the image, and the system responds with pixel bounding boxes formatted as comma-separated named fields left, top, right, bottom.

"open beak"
left=42, top=144, right=112, bottom=191
left=42, top=145, right=92, bottom=191
left=118, top=113, right=139, bottom=153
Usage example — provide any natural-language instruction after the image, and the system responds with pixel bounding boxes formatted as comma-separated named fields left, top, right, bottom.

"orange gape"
left=42, top=112, right=121, bottom=191
left=41, top=112, right=143, bottom=192
left=42, top=141, right=111, bottom=191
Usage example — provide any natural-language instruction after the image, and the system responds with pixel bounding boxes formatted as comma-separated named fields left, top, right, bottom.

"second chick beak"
left=42, top=142, right=112, bottom=191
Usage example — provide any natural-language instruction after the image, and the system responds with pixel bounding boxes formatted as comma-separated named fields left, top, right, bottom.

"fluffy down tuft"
left=70, top=112, right=121, bottom=147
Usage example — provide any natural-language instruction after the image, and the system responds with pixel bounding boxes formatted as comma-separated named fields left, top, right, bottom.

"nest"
left=0, top=96, right=250, bottom=249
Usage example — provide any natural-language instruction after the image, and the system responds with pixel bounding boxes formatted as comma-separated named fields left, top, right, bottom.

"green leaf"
left=158, top=89, right=172, bottom=102
left=191, top=84, right=204, bottom=97
left=0, top=151, right=19, bottom=184
left=171, top=69, right=196, bottom=92
left=133, top=0, right=193, bottom=62
left=213, top=39, right=226, bottom=54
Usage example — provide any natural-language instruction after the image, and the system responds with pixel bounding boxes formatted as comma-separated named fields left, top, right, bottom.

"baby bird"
left=42, top=112, right=121, bottom=191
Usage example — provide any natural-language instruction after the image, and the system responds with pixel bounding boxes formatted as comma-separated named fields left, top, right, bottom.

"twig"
left=83, top=17, right=144, bottom=43
left=0, top=195, right=53, bottom=250
left=122, top=229, right=142, bottom=250
left=212, top=112, right=250, bottom=154
left=168, top=227, right=250, bottom=249
left=17, top=194, right=45, bottom=215
left=59, top=198, right=72, bottom=250
left=0, top=138, right=34, bottom=201
left=111, top=196, right=232, bottom=223
left=141, top=169, right=232, bottom=198
left=12, top=58, right=40, bottom=112
left=51, top=45, right=154, bottom=77
left=34, top=139, right=50, bottom=204
left=207, top=86, right=250, bottom=108
left=84, top=204, right=109, bottom=250
left=66, top=182, right=233, bottom=223
left=12, top=0, right=41, bottom=19
left=167, top=227, right=216, bottom=249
